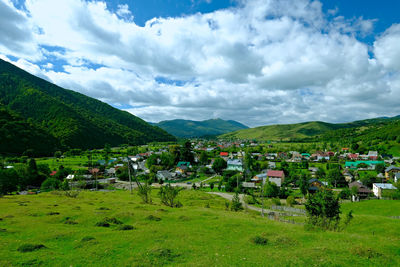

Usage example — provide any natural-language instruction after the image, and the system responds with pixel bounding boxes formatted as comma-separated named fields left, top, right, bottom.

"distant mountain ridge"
left=0, top=59, right=175, bottom=155
left=219, top=116, right=400, bottom=141
left=152, top=118, right=248, bottom=138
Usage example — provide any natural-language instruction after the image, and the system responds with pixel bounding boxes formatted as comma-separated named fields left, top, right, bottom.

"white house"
left=372, top=183, right=397, bottom=198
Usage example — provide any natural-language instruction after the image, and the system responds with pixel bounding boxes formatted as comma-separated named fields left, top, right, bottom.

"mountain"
left=219, top=116, right=400, bottom=141
left=0, top=106, right=60, bottom=156
left=0, top=59, right=175, bottom=155
left=152, top=118, right=248, bottom=138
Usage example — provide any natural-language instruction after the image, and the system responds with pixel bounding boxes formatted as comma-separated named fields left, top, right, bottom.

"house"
left=268, top=162, right=276, bottom=169
left=349, top=181, right=371, bottom=200
left=308, top=179, right=325, bottom=193
left=176, top=162, right=190, bottom=174
left=220, top=152, right=229, bottom=157
left=266, top=170, right=285, bottom=187
left=385, top=166, right=400, bottom=180
left=226, top=159, right=244, bottom=172
left=372, top=183, right=397, bottom=198
left=343, top=170, right=354, bottom=183
left=301, top=153, right=311, bottom=159
left=395, top=173, right=400, bottom=183
left=348, top=153, right=359, bottom=160
left=368, top=151, right=378, bottom=160
left=157, top=170, right=177, bottom=181
left=50, top=171, right=57, bottom=176
left=345, top=161, right=384, bottom=170
left=251, top=173, right=267, bottom=184
left=106, top=168, right=116, bottom=176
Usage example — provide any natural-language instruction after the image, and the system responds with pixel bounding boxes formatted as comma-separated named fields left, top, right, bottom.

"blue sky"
left=1, top=0, right=400, bottom=126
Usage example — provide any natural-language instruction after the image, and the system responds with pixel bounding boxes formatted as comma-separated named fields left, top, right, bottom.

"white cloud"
left=0, top=0, right=399, bottom=127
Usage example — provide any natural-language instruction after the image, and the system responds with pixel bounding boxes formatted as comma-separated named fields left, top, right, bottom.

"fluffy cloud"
left=0, top=0, right=399, bottom=127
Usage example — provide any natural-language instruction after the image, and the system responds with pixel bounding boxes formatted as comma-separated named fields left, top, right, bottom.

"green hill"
left=0, top=106, right=60, bottom=156
left=153, top=118, right=248, bottom=138
left=219, top=117, right=400, bottom=141
left=0, top=59, right=175, bottom=155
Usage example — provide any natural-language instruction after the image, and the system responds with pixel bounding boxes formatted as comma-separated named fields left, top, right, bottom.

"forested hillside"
left=153, top=118, right=248, bottom=138
left=220, top=117, right=400, bottom=142
left=0, top=59, right=175, bottom=155
left=0, top=106, right=60, bottom=156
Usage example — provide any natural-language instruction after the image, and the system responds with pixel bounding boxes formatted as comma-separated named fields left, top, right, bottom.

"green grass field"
left=1, top=190, right=400, bottom=266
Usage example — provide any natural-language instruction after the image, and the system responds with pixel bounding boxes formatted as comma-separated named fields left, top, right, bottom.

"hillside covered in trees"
left=153, top=118, right=248, bottom=138
left=0, top=59, right=175, bottom=155
left=220, top=117, right=400, bottom=142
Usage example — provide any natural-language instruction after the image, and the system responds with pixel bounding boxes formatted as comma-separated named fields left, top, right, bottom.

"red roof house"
left=220, top=152, right=229, bottom=157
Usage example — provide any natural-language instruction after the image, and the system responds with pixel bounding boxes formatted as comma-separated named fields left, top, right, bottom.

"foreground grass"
left=1, top=190, right=400, bottom=266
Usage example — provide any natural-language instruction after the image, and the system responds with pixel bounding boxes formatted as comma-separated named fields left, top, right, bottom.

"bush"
left=231, top=190, right=243, bottom=211
left=305, top=189, right=341, bottom=230
left=40, top=178, right=61, bottom=191
left=158, top=184, right=183, bottom=208
left=286, top=196, right=296, bottom=207
left=251, top=236, right=268, bottom=245
left=272, top=198, right=281, bottom=206
left=138, top=182, right=152, bottom=204
left=146, top=215, right=161, bottom=221
left=17, top=244, right=46, bottom=252
left=116, top=224, right=135, bottom=230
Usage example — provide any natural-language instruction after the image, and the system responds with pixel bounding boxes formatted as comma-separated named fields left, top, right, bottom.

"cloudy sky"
left=1, top=0, right=400, bottom=127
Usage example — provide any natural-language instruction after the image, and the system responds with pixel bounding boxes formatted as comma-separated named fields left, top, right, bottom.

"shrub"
left=286, top=196, right=296, bottom=207
left=138, top=182, right=152, bottom=204
left=158, top=184, right=183, bottom=208
left=231, top=190, right=243, bottom=211
left=81, top=236, right=96, bottom=242
left=62, top=217, right=78, bottom=225
left=95, top=221, right=110, bottom=227
left=305, top=188, right=341, bottom=230
left=117, top=224, right=135, bottom=230
left=272, top=198, right=281, bottom=206
left=146, top=215, right=161, bottom=221
left=40, top=178, right=61, bottom=191
left=251, top=236, right=268, bottom=245
left=17, top=244, right=46, bottom=252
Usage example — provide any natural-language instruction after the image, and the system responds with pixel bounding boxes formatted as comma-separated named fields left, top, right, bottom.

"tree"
left=327, top=168, right=346, bottom=187
left=212, top=158, right=227, bottom=174
left=180, top=141, right=194, bottom=163
left=40, top=178, right=61, bottom=191
left=158, top=184, right=183, bottom=207
left=263, top=181, right=279, bottom=198
left=338, top=187, right=351, bottom=200
left=138, top=181, right=152, bottom=204
left=231, top=189, right=243, bottom=211
left=375, top=163, right=385, bottom=174
left=350, top=186, right=359, bottom=201
left=0, top=169, right=19, bottom=195
left=199, top=151, right=209, bottom=165
left=209, top=182, right=215, bottom=190
left=305, top=188, right=341, bottom=230
left=316, top=168, right=326, bottom=179
left=299, top=173, right=309, bottom=197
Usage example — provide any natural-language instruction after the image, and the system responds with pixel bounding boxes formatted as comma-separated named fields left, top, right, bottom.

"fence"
left=270, top=205, right=306, bottom=215
left=266, top=212, right=304, bottom=225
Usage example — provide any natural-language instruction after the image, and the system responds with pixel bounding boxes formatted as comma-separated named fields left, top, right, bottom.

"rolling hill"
left=219, top=117, right=400, bottom=141
left=0, top=59, right=175, bottom=155
left=152, top=118, right=248, bottom=138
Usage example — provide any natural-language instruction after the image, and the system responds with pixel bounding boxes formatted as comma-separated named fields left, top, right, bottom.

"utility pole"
left=127, top=157, right=132, bottom=194
left=261, top=179, right=265, bottom=217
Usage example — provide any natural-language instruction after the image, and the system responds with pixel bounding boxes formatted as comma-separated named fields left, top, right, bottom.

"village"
left=7, top=139, right=395, bottom=203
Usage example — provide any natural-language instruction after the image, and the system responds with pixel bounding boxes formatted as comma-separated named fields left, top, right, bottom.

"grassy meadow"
left=1, top=190, right=400, bottom=266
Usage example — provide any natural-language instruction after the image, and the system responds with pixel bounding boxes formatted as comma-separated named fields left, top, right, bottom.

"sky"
left=1, top=0, right=400, bottom=127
